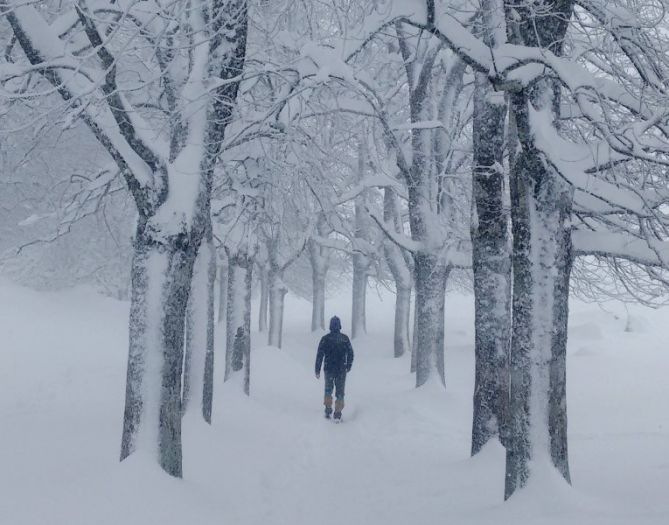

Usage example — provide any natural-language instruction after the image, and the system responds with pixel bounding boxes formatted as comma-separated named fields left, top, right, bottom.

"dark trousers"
left=324, top=370, right=347, bottom=400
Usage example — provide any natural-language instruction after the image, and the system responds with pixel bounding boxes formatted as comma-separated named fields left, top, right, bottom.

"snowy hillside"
left=1, top=282, right=668, bottom=524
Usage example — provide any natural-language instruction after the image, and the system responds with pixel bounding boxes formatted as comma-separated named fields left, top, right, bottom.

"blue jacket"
left=315, top=330, right=354, bottom=375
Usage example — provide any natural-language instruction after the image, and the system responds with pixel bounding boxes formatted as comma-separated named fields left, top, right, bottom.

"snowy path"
left=1, top=282, right=668, bottom=524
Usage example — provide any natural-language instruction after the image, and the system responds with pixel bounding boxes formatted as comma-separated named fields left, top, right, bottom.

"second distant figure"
left=315, top=316, right=354, bottom=421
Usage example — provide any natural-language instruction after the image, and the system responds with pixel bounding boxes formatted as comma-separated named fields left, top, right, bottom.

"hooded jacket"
left=315, top=316, right=354, bottom=375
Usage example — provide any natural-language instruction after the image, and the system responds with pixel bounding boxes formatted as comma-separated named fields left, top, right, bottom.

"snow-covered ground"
left=1, top=281, right=668, bottom=524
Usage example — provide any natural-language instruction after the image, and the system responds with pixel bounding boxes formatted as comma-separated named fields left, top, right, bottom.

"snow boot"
left=324, top=395, right=333, bottom=418
left=333, top=399, right=344, bottom=422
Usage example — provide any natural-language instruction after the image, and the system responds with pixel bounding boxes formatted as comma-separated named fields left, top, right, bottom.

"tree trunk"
left=258, top=264, right=269, bottom=333
left=268, top=267, right=288, bottom=348
left=503, top=0, right=575, bottom=498
left=120, top=223, right=199, bottom=478
left=225, top=251, right=253, bottom=392
left=394, top=286, right=411, bottom=358
left=217, top=256, right=228, bottom=324
left=383, top=187, right=412, bottom=358
left=309, top=213, right=331, bottom=332
left=471, top=72, right=512, bottom=455
left=413, top=252, right=449, bottom=387
left=182, top=230, right=216, bottom=423
left=351, top=254, right=368, bottom=339
left=504, top=93, right=573, bottom=499
left=550, top=226, right=573, bottom=483
left=311, top=263, right=326, bottom=332
left=411, top=303, right=418, bottom=373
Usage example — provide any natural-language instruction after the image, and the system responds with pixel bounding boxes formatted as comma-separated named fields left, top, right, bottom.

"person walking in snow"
left=315, top=316, right=354, bottom=421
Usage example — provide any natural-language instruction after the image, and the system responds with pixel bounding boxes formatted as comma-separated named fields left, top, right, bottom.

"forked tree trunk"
left=413, top=252, right=449, bottom=387
left=182, top=230, right=216, bottom=423
left=120, top=223, right=200, bottom=478
left=268, top=268, right=288, bottom=348
left=471, top=71, right=512, bottom=455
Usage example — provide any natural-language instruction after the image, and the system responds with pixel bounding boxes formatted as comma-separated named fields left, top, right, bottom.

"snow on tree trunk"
left=505, top=93, right=573, bottom=499
left=550, top=227, right=573, bottom=483
left=217, top=256, right=228, bottom=324
left=268, top=267, right=288, bottom=348
left=471, top=71, right=512, bottom=455
left=225, top=251, right=253, bottom=394
left=504, top=0, right=575, bottom=498
left=120, top=224, right=199, bottom=478
left=413, top=252, right=449, bottom=387
left=258, top=264, right=269, bottom=333
left=182, top=230, right=216, bottom=423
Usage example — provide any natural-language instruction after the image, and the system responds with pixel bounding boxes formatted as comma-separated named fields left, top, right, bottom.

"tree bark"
left=411, top=303, right=418, bottom=373
left=258, top=264, right=269, bottom=333
left=351, top=254, right=369, bottom=339
left=384, top=187, right=413, bottom=358
left=182, top=229, right=216, bottom=423
left=120, top=222, right=200, bottom=478
left=505, top=90, right=574, bottom=499
left=471, top=72, right=512, bottom=455
left=550, top=226, right=573, bottom=483
left=503, top=0, right=575, bottom=499
left=394, top=286, right=411, bottom=358
left=268, top=267, right=288, bottom=348
left=309, top=213, right=331, bottom=332
left=413, top=252, right=449, bottom=387
left=225, top=251, right=253, bottom=393
left=311, top=262, right=326, bottom=332
left=217, top=256, right=228, bottom=324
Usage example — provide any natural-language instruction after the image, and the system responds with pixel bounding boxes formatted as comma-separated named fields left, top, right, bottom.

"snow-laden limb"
left=3, top=3, right=158, bottom=200
left=572, top=229, right=669, bottom=267
left=574, top=0, right=667, bottom=93
left=529, top=107, right=659, bottom=215
left=336, top=173, right=405, bottom=205
left=368, top=211, right=423, bottom=254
